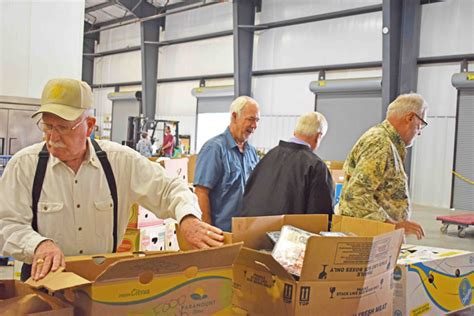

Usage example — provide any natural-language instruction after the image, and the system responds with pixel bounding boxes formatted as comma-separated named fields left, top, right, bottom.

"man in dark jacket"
left=241, top=112, right=334, bottom=217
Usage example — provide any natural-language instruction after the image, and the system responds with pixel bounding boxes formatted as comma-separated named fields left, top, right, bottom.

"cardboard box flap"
left=300, top=229, right=403, bottom=281
left=282, top=214, right=328, bottom=234
left=95, top=243, right=243, bottom=282
left=331, top=215, right=395, bottom=236
left=65, top=252, right=134, bottom=281
left=232, top=214, right=328, bottom=250
left=25, top=268, right=91, bottom=292
left=234, top=247, right=294, bottom=281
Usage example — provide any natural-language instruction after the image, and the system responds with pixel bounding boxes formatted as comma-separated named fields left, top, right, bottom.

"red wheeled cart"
left=436, top=214, right=474, bottom=238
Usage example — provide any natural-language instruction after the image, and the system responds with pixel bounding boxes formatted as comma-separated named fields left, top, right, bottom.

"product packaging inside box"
left=0, top=279, right=73, bottom=315
left=393, top=244, right=474, bottom=315
left=26, top=243, right=242, bottom=316
left=231, top=215, right=403, bottom=316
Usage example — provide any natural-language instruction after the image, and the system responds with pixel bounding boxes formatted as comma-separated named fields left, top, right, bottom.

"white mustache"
left=48, top=140, right=67, bottom=148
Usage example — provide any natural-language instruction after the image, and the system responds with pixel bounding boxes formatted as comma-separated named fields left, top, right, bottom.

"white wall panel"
left=93, top=51, right=141, bottom=84
left=158, top=36, right=233, bottom=78
left=0, top=0, right=84, bottom=98
left=163, top=2, right=233, bottom=40
left=254, top=12, right=382, bottom=70
left=417, top=64, right=460, bottom=117
left=156, top=81, right=199, bottom=116
left=92, top=87, right=114, bottom=136
left=0, top=1, right=32, bottom=96
left=411, top=64, right=460, bottom=208
left=260, top=0, right=381, bottom=23
left=96, top=23, right=140, bottom=53
left=420, top=0, right=474, bottom=57
left=411, top=118, right=456, bottom=208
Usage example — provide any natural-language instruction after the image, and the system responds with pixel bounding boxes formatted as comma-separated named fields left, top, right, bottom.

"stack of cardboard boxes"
left=231, top=214, right=404, bottom=315
left=118, top=204, right=179, bottom=253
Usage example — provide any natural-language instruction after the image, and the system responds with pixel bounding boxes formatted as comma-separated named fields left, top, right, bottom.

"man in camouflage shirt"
left=339, top=93, right=428, bottom=239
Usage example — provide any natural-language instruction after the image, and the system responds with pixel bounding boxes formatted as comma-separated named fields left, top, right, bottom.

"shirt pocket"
left=37, top=202, right=64, bottom=241
left=223, top=162, right=240, bottom=191
left=94, top=198, right=114, bottom=239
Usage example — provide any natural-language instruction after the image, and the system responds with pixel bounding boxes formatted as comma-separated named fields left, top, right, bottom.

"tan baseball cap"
left=32, top=78, right=93, bottom=121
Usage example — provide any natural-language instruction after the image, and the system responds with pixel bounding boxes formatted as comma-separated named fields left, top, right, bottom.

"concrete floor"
left=406, top=204, right=474, bottom=252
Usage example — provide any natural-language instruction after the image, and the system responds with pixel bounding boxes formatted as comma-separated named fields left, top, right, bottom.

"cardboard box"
left=231, top=215, right=403, bottom=316
left=137, top=206, right=164, bottom=228
left=117, top=228, right=140, bottom=253
left=324, top=160, right=344, bottom=170
left=187, top=154, right=197, bottom=183
left=27, top=244, right=242, bottom=316
left=393, top=244, right=474, bottom=315
left=0, top=280, right=73, bottom=315
left=330, top=169, right=345, bottom=184
left=163, top=157, right=189, bottom=182
left=127, top=203, right=139, bottom=228
left=139, top=225, right=166, bottom=251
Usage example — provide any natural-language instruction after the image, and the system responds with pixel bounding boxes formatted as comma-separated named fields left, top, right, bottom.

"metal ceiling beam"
left=85, top=1, right=217, bottom=35
left=86, top=1, right=116, bottom=13
left=233, top=0, right=256, bottom=97
left=118, top=0, right=162, bottom=121
left=82, top=22, right=97, bottom=86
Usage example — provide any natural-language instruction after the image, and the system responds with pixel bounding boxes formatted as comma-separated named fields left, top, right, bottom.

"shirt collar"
left=381, top=120, right=407, bottom=161
left=224, top=127, right=241, bottom=150
left=49, top=138, right=101, bottom=169
left=288, top=136, right=311, bottom=148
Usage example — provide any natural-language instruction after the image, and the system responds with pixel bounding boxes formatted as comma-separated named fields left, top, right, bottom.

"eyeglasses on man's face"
left=244, top=116, right=260, bottom=124
left=37, top=117, right=87, bottom=136
left=413, top=113, right=428, bottom=130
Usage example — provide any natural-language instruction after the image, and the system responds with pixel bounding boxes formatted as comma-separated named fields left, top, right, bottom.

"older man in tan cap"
left=0, top=78, right=224, bottom=282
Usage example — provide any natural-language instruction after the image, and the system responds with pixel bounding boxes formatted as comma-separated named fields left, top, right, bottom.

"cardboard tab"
left=25, top=268, right=91, bottom=292
left=95, top=243, right=242, bottom=282
left=331, top=215, right=395, bottom=236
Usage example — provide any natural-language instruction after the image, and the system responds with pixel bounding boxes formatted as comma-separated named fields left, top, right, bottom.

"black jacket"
left=241, top=140, right=334, bottom=217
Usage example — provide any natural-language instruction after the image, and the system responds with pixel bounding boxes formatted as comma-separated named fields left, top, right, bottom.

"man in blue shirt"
left=194, top=96, right=260, bottom=232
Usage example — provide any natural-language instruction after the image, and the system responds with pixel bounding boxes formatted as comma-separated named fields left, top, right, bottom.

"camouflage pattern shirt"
left=338, top=120, right=410, bottom=222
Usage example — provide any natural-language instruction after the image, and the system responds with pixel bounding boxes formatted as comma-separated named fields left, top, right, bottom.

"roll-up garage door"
left=191, top=86, right=234, bottom=153
left=451, top=72, right=474, bottom=211
left=309, top=77, right=382, bottom=161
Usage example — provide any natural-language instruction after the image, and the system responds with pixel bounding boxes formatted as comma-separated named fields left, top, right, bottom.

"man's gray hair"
left=295, top=112, right=328, bottom=137
left=386, top=93, right=428, bottom=119
left=229, top=96, right=257, bottom=118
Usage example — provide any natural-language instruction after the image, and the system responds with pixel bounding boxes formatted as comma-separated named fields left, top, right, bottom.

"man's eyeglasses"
left=244, top=116, right=260, bottom=124
left=37, top=117, right=87, bottom=135
left=413, top=113, right=428, bottom=130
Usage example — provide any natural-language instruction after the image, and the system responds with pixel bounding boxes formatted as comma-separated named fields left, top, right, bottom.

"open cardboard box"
left=0, top=279, right=73, bottom=315
left=26, top=243, right=242, bottom=315
left=231, top=215, right=403, bottom=316
left=394, top=244, right=474, bottom=315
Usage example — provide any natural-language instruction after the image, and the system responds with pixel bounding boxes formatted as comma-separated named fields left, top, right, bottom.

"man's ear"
left=86, top=117, right=96, bottom=135
left=231, top=112, right=237, bottom=121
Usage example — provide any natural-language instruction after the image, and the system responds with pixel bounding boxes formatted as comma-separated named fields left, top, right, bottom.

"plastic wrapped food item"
left=266, top=231, right=281, bottom=245
left=271, top=225, right=318, bottom=276
left=319, top=231, right=357, bottom=237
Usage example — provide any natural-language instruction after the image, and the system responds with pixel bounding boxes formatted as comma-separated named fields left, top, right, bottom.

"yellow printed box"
left=394, top=244, right=474, bottom=315
left=26, top=244, right=242, bottom=316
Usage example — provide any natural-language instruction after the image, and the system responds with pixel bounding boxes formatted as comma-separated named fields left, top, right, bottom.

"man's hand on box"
left=32, top=240, right=66, bottom=281
left=180, top=215, right=224, bottom=249
left=395, top=220, right=425, bottom=240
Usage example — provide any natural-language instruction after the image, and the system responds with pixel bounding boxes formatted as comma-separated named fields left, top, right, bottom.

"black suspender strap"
left=32, top=144, right=49, bottom=231
left=31, top=140, right=119, bottom=251
left=91, top=139, right=119, bottom=252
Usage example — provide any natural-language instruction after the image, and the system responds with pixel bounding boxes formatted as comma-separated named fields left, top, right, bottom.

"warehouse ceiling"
left=84, top=0, right=218, bottom=29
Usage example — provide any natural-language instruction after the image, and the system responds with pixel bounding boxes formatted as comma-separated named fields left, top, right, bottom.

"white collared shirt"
left=0, top=139, right=201, bottom=263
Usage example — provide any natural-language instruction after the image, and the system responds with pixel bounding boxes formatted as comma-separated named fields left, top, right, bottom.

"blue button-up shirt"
left=194, top=128, right=259, bottom=231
